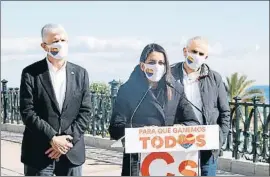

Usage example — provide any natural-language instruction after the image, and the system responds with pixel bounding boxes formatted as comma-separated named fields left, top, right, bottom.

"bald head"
left=186, top=36, right=209, bottom=57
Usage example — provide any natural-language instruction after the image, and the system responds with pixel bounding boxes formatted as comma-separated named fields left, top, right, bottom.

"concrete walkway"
left=1, top=140, right=121, bottom=176
left=1, top=131, right=242, bottom=176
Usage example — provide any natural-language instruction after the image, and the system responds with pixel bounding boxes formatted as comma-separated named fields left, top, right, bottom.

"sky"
left=1, top=1, right=269, bottom=87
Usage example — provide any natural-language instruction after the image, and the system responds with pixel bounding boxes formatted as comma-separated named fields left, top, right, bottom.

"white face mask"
left=143, top=63, right=166, bottom=82
left=47, top=41, right=68, bottom=60
left=185, top=52, right=206, bottom=70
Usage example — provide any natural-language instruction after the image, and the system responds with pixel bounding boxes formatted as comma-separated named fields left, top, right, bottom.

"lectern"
left=125, top=125, right=219, bottom=176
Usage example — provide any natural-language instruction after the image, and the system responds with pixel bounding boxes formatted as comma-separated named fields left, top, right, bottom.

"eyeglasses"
left=191, top=50, right=205, bottom=56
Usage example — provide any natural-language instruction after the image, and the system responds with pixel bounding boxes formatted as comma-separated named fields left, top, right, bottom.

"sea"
left=250, top=85, right=270, bottom=104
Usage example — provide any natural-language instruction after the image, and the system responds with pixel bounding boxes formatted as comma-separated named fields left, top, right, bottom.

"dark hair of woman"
left=139, top=43, right=172, bottom=101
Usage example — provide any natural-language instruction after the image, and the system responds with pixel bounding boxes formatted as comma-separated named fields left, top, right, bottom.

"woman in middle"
left=109, top=43, right=199, bottom=176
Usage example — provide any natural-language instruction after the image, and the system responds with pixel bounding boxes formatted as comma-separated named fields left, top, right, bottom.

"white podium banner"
left=140, top=151, right=199, bottom=176
left=125, top=125, right=219, bottom=153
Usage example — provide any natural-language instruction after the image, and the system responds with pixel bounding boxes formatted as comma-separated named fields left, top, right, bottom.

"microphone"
left=129, top=85, right=152, bottom=128
left=166, top=81, right=203, bottom=114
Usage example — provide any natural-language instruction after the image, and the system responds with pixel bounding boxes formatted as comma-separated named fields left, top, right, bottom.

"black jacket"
left=171, top=62, right=231, bottom=156
left=109, top=65, right=198, bottom=176
left=19, top=58, right=91, bottom=170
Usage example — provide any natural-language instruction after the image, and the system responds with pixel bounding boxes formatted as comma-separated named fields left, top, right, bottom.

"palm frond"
left=230, top=72, right=239, bottom=99
left=226, top=77, right=232, bottom=100
left=226, top=72, right=266, bottom=103
left=237, top=80, right=256, bottom=95
left=226, top=77, right=231, bottom=89
left=236, top=75, right=248, bottom=95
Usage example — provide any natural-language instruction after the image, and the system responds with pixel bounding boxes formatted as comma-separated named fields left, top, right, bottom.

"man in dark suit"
left=19, top=23, right=91, bottom=176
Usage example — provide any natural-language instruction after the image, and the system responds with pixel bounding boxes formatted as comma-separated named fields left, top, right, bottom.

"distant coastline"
left=250, top=85, right=270, bottom=103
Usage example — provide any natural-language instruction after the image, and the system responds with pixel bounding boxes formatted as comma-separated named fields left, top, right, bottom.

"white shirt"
left=182, top=65, right=204, bottom=124
left=46, top=59, right=67, bottom=111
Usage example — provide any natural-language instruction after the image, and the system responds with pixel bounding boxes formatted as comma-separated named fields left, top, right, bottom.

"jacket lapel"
left=61, top=62, right=75, bottom=114
left=39, top=59, right=60, bottom=113
left=178, top=63, right=185, bottom=85
left=172, top=62, right=184, bottom=85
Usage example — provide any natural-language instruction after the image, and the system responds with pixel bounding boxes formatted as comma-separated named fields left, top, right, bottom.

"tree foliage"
left=90, top=82, right=110, bottom=95
left=225, top=72, right=265, bottom=103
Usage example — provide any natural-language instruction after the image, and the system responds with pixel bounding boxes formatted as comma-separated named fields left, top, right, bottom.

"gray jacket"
left=171, top=62, right=231, bottom=156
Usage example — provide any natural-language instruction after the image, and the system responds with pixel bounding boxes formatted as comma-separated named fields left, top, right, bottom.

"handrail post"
left=233, top=96, right=241, bottom=160
left=261, top=104, right=269, bottom=161
left=91, top=92, right=97, bottom=136
left=252, top=96, right=260, bottom=162
left=9, top=88, right=14, bottom=124
left=109, top=80, right=120, bottom=108
left=14, top=88, right=20, bottom=124
left=1, top=79, right=8, bottom=124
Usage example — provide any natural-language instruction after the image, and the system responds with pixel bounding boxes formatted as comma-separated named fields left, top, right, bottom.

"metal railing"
left=1, top=79, right=269, bottom=163
left=221, top=96, right=269, bottom=163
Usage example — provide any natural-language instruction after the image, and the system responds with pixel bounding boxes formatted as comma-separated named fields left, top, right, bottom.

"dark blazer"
left=171, top=62, right=231, bottom=157
left=109, top=65, right=198, bottom=176
left=19, top=58, right=91, bottom=170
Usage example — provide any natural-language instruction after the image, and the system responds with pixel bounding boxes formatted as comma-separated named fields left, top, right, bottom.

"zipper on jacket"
left=199, top=81, right=209, bottom=125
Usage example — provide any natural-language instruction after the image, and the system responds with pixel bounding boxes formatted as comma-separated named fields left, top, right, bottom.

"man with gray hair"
left=171, top=36, right=230, bottom=176
left=19, top=23, right=91, bottom=176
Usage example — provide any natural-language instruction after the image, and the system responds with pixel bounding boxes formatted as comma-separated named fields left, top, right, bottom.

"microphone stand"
left=129, top=85, right=152, bottom=176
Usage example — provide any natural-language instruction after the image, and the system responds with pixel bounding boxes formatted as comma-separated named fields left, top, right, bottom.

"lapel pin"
left=71, top=71, right=74, bottom=75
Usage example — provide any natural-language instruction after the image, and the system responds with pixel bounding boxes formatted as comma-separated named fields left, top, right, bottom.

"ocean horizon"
left=250, top=85, right=269, bottom=103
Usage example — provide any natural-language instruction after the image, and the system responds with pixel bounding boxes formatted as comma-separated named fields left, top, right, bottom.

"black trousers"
left=121, top=153, right=140, bottom=176
left=24, top=156, right=82, bottom=176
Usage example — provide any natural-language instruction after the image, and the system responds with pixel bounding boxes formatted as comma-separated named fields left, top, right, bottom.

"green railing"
left=1, top=79, right=269, bottom=163
left=221, top=96, right=269, bottom=163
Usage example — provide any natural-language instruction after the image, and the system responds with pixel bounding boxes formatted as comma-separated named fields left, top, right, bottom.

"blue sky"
left=1, top=1, right=269, bottom=87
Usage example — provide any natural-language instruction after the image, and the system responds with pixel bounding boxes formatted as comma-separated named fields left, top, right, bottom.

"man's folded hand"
left=46, top=135, right=73, bottom=159
left=45, top=147, right=62, bottom=159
